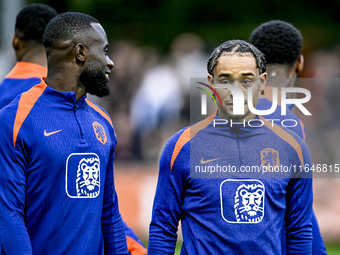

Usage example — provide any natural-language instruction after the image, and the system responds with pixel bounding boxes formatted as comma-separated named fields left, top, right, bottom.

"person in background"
left=249, top=20, right=327, bottom=255
left=0, top=3, right=57, bottom=110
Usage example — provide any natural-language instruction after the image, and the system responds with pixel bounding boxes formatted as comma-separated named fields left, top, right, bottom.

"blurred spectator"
left=90, top=41, right=160, bottom=159
left=130, top=33, right=208, bottom=160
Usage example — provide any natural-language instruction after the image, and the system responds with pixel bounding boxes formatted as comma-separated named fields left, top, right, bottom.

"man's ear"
left=259, top=72, right=267, bottom=91
left=12, top=35, right=21, bottom=51
left=75, top=43, right=86, bottom=63
left=208, top=74, right=214, bottom=87
left=296, top=54, right=304, bottom=74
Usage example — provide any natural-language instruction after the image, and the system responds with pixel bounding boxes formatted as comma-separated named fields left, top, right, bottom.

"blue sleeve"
left=148, top=130, right=187, bottom=255
left=124, top=221, right=147, bottom=255
left=101, top=142, right=128, bottom=255
left=285, top=138, right=313, bottom=254
left=0, top=107, right=32, bottom=254
left=312, top=211, right=327, bottom=255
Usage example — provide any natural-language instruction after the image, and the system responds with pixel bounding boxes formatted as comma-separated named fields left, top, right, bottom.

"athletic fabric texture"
left=0, top=80, right=128, bottom=254
left=148, top=111, right=313, bottom=255
left=258, top=86, right=327, bottom=255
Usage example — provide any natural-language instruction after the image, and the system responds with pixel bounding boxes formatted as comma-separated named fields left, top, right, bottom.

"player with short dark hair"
left=0, top=6, right=146, bottom=254
left=148, top=40, right=313, bottom=254
left=0, top=12, right=127, bottom=254
left=207, top=39, right=266, bottom=76
left=250, top=20, right=305, bottom=138
left=249, top=20, right=303, bottom=66
left=0, top=4, right=57, bottom=110
left=249, top=19, right=327, bottom=255
left=14, top=3, right=57, bottom=43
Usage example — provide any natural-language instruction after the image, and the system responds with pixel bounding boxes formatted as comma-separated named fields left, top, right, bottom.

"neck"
left=266, top=64, right=298, bottom=99
left=266, top=64, right=297, bottom=88
left=16, top=45, right=47, bottom=68
left=45, top=68, right=86, bottom=102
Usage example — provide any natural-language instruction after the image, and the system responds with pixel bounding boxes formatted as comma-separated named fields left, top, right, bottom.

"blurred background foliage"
left=29, top=0, right=340, bottom=52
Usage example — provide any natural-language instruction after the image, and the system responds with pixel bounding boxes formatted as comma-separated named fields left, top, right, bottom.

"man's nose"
left=107, top=57, right=114, bottom=69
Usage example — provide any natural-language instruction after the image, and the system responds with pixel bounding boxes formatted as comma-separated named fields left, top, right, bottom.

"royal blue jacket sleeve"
left=148, top=129, right=187, bottom=255
left=285, top=134, right=313, bottom=254
left=124, top=221, right=147, bottom=255
left=101, top=144, right=128, bottom=255
left=312, top=211, right=327, bottom=255
left=0, top=104, right=32, bottom=254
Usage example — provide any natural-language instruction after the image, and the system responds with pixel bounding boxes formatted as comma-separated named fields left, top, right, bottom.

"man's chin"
left=229, top=115, right=247, bottom=121
left=225, top=110, right=250, bottom=121
left=87, top=83, right=111, bottom=98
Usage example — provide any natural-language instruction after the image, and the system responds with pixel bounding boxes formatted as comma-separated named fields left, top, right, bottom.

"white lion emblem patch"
left=220, top=179, right=265, bottom=223
left=76, top=157, right=100, bottom=197
left=234, top=183, right=264, bottom=223
left=66, top=153, right=100, bottom=198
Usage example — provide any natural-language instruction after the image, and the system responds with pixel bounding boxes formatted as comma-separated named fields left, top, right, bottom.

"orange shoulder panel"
left=85, top=99, right=113, bottom=128
left=260, top=116, right=304, bottom=166
left=170, top=111, right=217, bottom=172
left=6, top=62, right=47, bottom=79
left=299, top=119, right=306, bottom=141
left=126, top=236, right=147, bottom=255
left=13, top=82, right=47, bottom=147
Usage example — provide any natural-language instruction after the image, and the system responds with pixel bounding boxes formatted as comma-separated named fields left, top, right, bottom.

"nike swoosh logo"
left=44, top=129, right=62, bottom=137
left=200, top=157, right=221, bottom=164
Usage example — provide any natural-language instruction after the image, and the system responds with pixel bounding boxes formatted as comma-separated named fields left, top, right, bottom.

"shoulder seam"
left=85, top=99, right=113, bottom=128
left=170, top=111, right=217, bottom=172
left=260, top=116, right=304, bottom=166
left=13, top=83, right=47, bottom=147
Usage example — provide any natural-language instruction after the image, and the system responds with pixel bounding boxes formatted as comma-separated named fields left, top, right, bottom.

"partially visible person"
left=0, top=12, right=129, bottom=254
left=249, top=20, right=327, bottom=255
left=130, top=33, right=207, bottom=160
left=0, top=4, right=57, bottom=110
left=0, top=5, right=146, bottom=254
left=148, top=40, right=313, bottom=254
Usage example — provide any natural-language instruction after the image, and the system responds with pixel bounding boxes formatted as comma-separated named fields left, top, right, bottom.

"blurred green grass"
left=146, top=241, right=340, bottom=254
left=174, top=242, right=340, bottom=255
left=326, top=243, right=340, bottom=255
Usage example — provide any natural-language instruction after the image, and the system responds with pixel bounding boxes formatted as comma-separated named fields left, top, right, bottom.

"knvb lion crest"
left=76, top=157, right=100, bottom=197
left=92, top=122, right=107, bottom=145
left=261, top=148, right=280, bottom=172
left=234, top=183, right=265, bottom=223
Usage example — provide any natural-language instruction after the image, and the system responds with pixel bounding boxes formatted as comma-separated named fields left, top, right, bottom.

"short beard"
left=79, top=63, right=110, bottom=98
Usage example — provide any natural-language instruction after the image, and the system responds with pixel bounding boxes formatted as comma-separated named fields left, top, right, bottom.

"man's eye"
left=242, top=79, right=253, bottom=85
left=221, top=79, right=233, bottom=84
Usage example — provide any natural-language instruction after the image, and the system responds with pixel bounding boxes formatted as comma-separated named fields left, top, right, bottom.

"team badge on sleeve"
left=66, top=153, right=100, bottom=198
left=92, top=122, right=107, bottom=145
left=220, top=179, right=265, bottom=223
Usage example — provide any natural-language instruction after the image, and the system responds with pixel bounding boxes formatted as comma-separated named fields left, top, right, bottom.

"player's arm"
left=124, top=221, right=147, bottom=255
left=101, top=144, right=128, bottom=255
left=285, top=140, right=313, bottom=254
left=311, top=211, right=327, bottom=255
left=0, top=109, right=32, bottom=254
left=148, top=130, right=187, bottom=255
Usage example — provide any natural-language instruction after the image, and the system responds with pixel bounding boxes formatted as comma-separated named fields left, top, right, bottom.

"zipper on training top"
left=73, top=104, right=85, bottom=143
left=235, top=126, right=243, bottom=165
